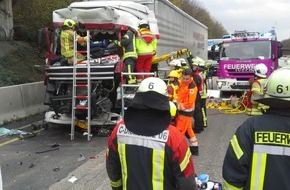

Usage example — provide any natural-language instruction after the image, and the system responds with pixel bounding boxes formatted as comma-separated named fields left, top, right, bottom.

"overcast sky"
left=199, top=0, right=290, bottom=41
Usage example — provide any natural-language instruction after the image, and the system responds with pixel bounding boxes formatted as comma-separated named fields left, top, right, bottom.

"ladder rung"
left=75, top=84, right=88, bottom=87
left=75, top=105, right=88, bottom=110
left=77, top=61, right=87, bottom=65
left=122, top=84, right=139, bottom=87
left=75, top=95, right=88, bottom=99
left=75, top=73, right=87, bottom=77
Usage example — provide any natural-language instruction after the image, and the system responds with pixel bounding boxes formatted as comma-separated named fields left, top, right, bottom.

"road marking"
left=0, top=123, right=43, bottom=147
left=0, top=137, right=19, bottom=147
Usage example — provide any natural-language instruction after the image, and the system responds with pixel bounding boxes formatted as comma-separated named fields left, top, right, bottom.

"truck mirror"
left=278, top=42, right=283, bottom=58
left=36, top=28, right=44, bottom=55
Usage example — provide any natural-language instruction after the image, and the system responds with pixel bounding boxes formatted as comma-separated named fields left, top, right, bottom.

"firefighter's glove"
left=114, top=40, right=119, bottom=45
left=169, top=101, right=177, bottom=117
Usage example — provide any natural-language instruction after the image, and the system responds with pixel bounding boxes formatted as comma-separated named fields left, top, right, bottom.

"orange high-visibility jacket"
left=177, top=77, right=197, bottom=114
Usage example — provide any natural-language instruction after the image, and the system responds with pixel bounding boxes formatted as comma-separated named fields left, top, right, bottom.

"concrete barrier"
left=0, top=82, right=48, bottom=124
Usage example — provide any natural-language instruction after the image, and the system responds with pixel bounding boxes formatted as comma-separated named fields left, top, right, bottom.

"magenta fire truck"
left=216, top=29, right=283, bottom=96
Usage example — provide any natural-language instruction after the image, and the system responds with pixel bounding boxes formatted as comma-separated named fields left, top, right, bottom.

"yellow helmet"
left=168, top=70, right=179, bottom=78
left=64, top=19, right=76, bottom=29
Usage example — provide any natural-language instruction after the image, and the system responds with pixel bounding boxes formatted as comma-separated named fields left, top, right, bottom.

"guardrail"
left=0, top=82, right=48, bottom=124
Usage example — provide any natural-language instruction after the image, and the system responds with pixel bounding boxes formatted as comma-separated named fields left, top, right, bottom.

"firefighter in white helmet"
left=135, top=20, right=157, bottom=83
left=169, top=59, right=182, bottom=78
left=106, top=77, right=197, bottom=190
left=223, top=67, right=290, bottom=190
left=245, top=63, right=269, bottom=115
left=191, top=57, right=205, bottom=133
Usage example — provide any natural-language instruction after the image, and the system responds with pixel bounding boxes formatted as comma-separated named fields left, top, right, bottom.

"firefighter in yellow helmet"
left=223, top=67, right=290, bottom=190
left=60, top=19, right=86, bottom=64
left=106, top=77, right=197, bottom=190
left=167, top=70, right=180, bottom=103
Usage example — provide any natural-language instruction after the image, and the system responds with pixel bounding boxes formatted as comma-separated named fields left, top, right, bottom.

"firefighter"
left=191, top=57, right=205, bottom=133
left=167, top=70, right=180, bottom=102
left=106, top=77, right=197, bottom=190
left=168, top=59, right=183, bottom=78
left=176, top=68, right=199, bottom=156
left=135, top=19, right=157, bottom=83
left=245, top=63, right=269, bottom=116
left=115, top=26, right=138, bottom=84
left=60, top=19, right=86, bottom=64
left=222, top=67, right=290, bottom=190
left=199, top=61, right=210, bottom=128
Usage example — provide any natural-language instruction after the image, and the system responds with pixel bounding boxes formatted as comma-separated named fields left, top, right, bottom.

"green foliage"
left=169, top=0, right=228, bottom=39
left=0, top=41, right=43, bottom=87
left=13, top=0, right=82, bottom=42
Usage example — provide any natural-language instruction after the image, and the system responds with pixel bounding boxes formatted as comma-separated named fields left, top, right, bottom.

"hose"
left=218, top=101, right=246, bottom=114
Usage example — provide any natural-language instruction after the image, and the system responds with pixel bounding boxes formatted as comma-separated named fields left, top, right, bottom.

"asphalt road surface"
left=0, top=109, right=249, bottom=190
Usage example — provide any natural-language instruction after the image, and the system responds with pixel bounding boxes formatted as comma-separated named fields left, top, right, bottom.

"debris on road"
left=53, top=167, right=60, bottom=172
left=0, top=127, right=30, bottom=137
left=35, top=147, right=59, bottom=154
left=77, top=153, right=86, bottom=162
left=29, top=163, right=35, bottom=168
left=68, top=176, right=78, bottom=183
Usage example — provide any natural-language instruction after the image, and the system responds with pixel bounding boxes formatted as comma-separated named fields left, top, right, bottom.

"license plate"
left=237, top=82, right=249, bottom=86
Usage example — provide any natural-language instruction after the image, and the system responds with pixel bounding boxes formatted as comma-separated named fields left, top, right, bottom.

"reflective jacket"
left=135, top=28, right=157, bottom=55
left=117, top=29, right=137, bottom=60
left=192, top=69, right=204, bottom=96
left=223, top=109, right=290, bottom=190
left=167, top=80, right=179, bottom=102
left=177, top=78, right=197, bottom=116
left=60, top=29, right=86, bottom=58
left=106, top=121, right=196, bottom=190
left=251, top=78, right=267, bottom=100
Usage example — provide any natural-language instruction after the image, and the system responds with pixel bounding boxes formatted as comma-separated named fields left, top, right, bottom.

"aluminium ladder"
left=71, top=30, right=92, bottom=141
left=120, top=72, right=156, bottom=118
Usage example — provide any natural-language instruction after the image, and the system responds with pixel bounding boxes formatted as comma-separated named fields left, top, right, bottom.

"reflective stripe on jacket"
left=135, top=28, right=157, bottom=55
left=118, top=29, right=137, bottom=60
left=106, top=121, right=196, bottom=190
left=223, top=109, right=290, bottom=190
left=167, top=81, right=179, bottom=102
left=193, top=69, right=204, bottom=96
left=60, top=29, right=86, bottom=58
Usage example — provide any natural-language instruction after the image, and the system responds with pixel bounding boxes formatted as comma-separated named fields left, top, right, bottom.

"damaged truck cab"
left=38, top=1, right=159, bottom=128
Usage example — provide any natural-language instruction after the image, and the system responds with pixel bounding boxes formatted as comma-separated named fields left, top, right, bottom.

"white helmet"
left=192, top=56, right=205, bottom=66
left=255, top=67, right=290, bottom=108
left=169, top=59, right=181, bottom=67
left=138, top=19, right=149, bottom=28
left=254, top=63, right=268, bottom=78
left=178, top=58, right=187, bottom=65
left=138, top=77, right=168, bottom=96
